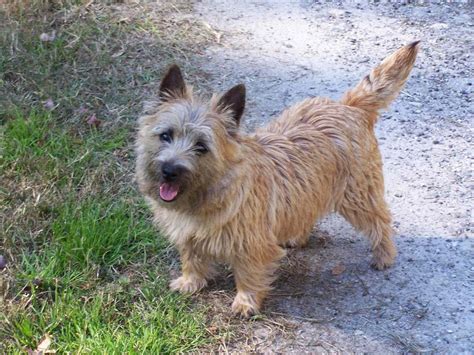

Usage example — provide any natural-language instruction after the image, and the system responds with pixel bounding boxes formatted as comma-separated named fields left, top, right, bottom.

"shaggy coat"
left=135, top=42, right=419, bottom=316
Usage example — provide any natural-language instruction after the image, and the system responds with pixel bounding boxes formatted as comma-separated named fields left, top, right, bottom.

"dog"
left=135, top=42, right=419, bottom=317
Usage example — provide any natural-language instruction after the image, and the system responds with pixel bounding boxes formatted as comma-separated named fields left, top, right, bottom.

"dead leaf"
left=43, top=98, right=55, bottom=110
left=0, top=254, right=6, bottom=269
left=112, top=48, right=125, bottom=58
left=331, top=263, right=346, bottom=276
left=86, top=113, right=101, bottom=128
left=39, top=31, right=56, bottom=42
left=37, top=334, right=51, bottom=352
left=28, top=334, right=55, bottom=354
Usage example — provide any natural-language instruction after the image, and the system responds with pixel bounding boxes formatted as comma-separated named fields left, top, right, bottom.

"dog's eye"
left=159, top=131, right=172, bottom=143
left=195, top=142, right=208, bottom=154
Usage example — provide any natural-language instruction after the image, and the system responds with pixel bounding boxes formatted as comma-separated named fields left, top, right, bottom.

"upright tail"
left=341, top=41, right=420, bottom=125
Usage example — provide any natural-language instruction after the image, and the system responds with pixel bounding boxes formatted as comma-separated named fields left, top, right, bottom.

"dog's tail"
left=341, top=41, right=420, bottom=126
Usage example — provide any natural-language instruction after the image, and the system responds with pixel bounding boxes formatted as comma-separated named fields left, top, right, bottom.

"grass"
left=0, top=0, right=216, bottom=352
left=2, top=197, right=206, bottom=353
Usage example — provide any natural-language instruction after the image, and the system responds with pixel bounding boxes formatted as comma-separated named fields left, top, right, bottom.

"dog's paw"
left=371, top=251, right=396, bottom=270
left=231, top=291, right=259, bottom=318
left=371, top=257, right=394, bottom=270
left=284, top=239, right=299, bottom=248
left=371, top=243, right=396, bottom=270
left=284, top=238, right=309, bottom=249
left=169, top=275, right=207, bottom=294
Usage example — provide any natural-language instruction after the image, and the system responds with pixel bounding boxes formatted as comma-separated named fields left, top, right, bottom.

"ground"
left=191, top=1, right=473, bottom=353
left=1, top=0, right=472, bottom=353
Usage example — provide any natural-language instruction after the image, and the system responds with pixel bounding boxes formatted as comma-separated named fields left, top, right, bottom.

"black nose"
left=161, top=162, right=182, bottom=181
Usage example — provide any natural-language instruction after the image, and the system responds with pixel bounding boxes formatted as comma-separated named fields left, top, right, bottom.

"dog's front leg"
left=231, top=246, right=284, bottom=317
left=170, top=244, right=213, bottom=294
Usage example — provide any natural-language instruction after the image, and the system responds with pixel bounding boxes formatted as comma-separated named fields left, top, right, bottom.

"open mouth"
left=159, top=182, right=180, bottom=202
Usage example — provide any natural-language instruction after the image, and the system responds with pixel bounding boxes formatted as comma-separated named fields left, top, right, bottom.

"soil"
left=191, top=1, right=473, bottom=353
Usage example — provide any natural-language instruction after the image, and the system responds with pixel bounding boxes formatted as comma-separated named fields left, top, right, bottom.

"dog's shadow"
left=198, top=222, right=472, bottom=353
left=202, top=229, right=331, bottom=312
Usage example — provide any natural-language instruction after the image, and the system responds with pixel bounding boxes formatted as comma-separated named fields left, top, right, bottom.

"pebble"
left=430, top=22, right=449, bottom=30
left=0, top=255, right=6, bottom=269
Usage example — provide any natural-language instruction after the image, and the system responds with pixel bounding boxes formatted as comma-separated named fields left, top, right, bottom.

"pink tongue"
left=160, top=183, right=179, bottom=201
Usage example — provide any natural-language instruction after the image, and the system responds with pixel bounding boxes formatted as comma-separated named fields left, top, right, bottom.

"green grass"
left=2, top=198, right=206, bottom=353
left=0, top=1, right=215, bottom=352
left=1, top=108, right=210, bottom=353
left=18, top=198, right=164, bottom=283
left=1, top=110, right=127, bottom=184
left=8, top=286, right=207, bottom=353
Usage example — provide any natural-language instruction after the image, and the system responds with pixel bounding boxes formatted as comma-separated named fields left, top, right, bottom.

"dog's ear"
left=217, top=84, right=246, bottom=127
left=159, top=65, right=186, bottom=101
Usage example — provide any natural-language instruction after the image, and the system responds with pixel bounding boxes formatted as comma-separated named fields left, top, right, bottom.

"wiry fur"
left=135, top=43, right=419, bottom=317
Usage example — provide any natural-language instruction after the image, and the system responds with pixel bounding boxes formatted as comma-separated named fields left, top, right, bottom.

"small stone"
left=328, top=9, right=345, bottom=18
left=0, top=255, right=6, bottom=269
left=430, top=23, right=449, bottom=30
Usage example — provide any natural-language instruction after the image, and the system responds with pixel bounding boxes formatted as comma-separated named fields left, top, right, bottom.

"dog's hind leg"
left=338, top=178, right=397, bottom=270
left=339, top=200, right=396, bottom=269
left=280, top=223, right=314, bottom=249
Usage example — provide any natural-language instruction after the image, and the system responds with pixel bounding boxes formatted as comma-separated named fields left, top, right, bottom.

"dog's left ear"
left=217, top=84, right=246, bottom=127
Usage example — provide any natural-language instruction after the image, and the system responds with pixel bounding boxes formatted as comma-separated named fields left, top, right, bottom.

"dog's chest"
left=155, top=209, right=199, bottom=244
left=155, top=209, right=236, bottom=261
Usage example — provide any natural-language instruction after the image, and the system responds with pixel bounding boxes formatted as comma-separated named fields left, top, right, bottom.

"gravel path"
left=194, top=1, right=473, bottom=352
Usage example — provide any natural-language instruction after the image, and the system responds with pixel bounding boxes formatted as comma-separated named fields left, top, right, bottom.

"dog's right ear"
left=159, top=65, right=186, bottom=101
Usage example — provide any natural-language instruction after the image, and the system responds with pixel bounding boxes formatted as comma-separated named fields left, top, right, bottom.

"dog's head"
left=135, top=65, right=246, bottom=208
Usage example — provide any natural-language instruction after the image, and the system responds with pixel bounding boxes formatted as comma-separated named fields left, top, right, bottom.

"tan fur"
left=135, top=43, right=419, bottom=317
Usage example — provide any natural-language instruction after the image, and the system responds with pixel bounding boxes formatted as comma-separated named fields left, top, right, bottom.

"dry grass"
left=1, top=0, right=216, bottom=260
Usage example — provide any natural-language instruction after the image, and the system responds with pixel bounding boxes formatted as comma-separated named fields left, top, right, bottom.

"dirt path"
left=193, top=1, right=473, bottom=353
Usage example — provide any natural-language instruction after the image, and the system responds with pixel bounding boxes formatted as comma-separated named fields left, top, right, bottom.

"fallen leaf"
left=112, top=49, right=125, bottom=58
left=36, top=334, right=51, bottom=352
left=331, top=263, right=346, bottom=276
left=39, top=31, right=56, bottom=42
left=75, top=106, right=88, bottom=115
left=28, top=334, right=55, bottom=354
left=43, top=98, right=55, bottom=110
left=315, top=235, right=328, bottom=247
left=86, top=113, right=101, bottom=128
left=0, top=254, right=6, bottom=269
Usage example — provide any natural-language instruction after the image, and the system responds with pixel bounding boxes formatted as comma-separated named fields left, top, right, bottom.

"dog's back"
left=253, top=42, right=420, bottom=262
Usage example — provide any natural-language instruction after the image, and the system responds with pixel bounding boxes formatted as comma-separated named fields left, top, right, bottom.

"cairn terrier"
left=135, top=42, right=419, bottom=317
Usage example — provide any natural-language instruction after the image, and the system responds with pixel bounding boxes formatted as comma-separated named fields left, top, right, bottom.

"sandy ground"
left=191, top=1, right=473, bottom=353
